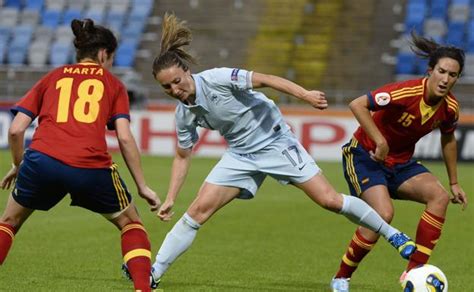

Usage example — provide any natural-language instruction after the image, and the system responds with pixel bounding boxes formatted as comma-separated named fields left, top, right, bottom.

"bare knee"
left=317, top=191, right=343, bottom=212
left=426, top=190, right=450, bottom=213
left=186, top=204, right=213, bottom=225
left=377, top=209, right=394, bottom=223
left=110, top=204, right=143, bottom=230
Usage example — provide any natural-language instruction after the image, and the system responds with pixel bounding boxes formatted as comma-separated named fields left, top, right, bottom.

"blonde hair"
left=152, top=12, right=197, bottom=76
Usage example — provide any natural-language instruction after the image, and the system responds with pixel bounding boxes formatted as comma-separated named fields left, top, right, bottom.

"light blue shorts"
left=205, top=132, right=320, bottom=199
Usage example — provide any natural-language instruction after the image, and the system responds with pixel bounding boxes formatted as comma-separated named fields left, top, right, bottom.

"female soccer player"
left=143, top=13, right=417, bottom=288
left=0, top=19, right=160, bottom=291
left=330, top=32, right=468, bottom=292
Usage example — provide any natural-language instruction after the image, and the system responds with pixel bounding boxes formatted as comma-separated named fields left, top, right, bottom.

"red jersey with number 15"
left=353, top=78, right=459, bottom=167
left=12, top=62, right=130, bottom=168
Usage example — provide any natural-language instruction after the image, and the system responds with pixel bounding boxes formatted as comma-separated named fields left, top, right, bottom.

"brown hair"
left=152, top=13, right=197, bottom=77
left=71, top=19, right=118, bottom=62
left=411, top=31, right=465, bottom=74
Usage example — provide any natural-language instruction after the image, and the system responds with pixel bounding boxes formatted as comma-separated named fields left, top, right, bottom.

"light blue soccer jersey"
left=175, top=67, right=290, bottom=154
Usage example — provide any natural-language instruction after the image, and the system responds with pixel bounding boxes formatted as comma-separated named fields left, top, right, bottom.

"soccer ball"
left=402, top=264, right=448, bottom=292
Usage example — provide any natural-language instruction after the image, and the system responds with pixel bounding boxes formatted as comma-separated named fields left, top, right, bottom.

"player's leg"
left=152, top=183, right=240, bottom=280
left=0, top=150, right=67, bottom=265
left=0, top=193, right=34, bottom=264
left=108, top=204, right=152, bottom=292
left=68, top=163, right=152, bottom=291
left=152, top=150, right=264, bottom=280
left=333, top=185, right=393, bottom=280
left=396, top=171, right=449, bottom=272
left=294, top=174, right=410, bottom=246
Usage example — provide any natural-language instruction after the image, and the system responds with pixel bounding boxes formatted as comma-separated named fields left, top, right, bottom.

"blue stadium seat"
left=451, top=0, right=470, bottom=5
left=115, top=40, right=138, bottom=67
left=62, top=8, right=82, bottom=26
left=5, top=0, right=22, bottom=8
left=122, top=20, right=146, bottom=40
left=430, top=0, right=448, bottom=18
left=467, top=20, right=474, bottom=52
left=25, top=0, right=44, bottom=11
left=7, top=43, right=28, bottom=65
left=49, top=42, right=72, bottom=66
left=445, top=21, right=466, bottom=48
left=106, top=10, right=126, bottom=33
left=404, top=2, right=427, bottom=34
left=83, top=9, right=105, bottom=24
left=12, top=25, right=34, bottom=47
left=0, top=26, right=11, bottom=44
left=42, top=9, right=62, bottom=29
left=396, top=52, right=417, bottom=75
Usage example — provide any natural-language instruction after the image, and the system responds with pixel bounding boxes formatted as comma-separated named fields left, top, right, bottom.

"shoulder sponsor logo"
left=231, top=68, right=239, bottom=81
left=374, top=92, right=391, bottom=106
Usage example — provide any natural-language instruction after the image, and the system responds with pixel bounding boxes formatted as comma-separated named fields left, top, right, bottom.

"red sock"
left=121, top=222, right=152, bottom=292
left=407, top=210, right=444, bottom=271
left=335, top=228, right=378, bottom=278
left=0, top=223, right=16, bottom=265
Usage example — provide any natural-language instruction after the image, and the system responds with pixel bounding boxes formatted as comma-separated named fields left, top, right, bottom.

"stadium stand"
left=0, top=0, right=152, bottom=68
left=0, top=0, right=472, bottom=108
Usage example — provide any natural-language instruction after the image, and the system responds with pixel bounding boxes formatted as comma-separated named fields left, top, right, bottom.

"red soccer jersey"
left=12, top=62, right=130, bottom=168
left=354, top=78, right=459, bottom=167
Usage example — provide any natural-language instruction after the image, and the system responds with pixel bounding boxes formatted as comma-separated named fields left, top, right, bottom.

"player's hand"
left=370, top=142, right=389, bottom=163
left=138, top=185, right=161, bottom=212
left=450, top=183, right=468, bottom=210
left=157, top=199, right=175, bottom=222
left=303, top=90, right=328, bottom=110
left=0, top=164, right=18, bottom=190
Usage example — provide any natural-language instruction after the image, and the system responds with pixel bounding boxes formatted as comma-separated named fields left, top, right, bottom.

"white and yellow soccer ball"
left=402, top=264, right=448, bottom=292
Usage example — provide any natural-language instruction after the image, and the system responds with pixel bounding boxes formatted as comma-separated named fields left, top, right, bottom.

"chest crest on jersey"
left=419, top=98, right=443, bottom=125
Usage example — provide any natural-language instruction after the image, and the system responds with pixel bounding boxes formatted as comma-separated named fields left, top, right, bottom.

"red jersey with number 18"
left=353, top=78, right=459, bottom=167
left=12, top=62, right=130, bottom=168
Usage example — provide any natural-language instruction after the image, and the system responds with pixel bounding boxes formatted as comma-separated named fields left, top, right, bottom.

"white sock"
left=152, top=213, right=201, bottom=278
left=339, top=194, right=398, bottom=240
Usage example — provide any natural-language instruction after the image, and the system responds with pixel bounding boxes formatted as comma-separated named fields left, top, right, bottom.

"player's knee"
left=186, top=205, right=213, bottom=225
left=430, top=190, right=450, bottom=208
left=318, top=191, right=342, bottom=212
left=377, top=209, right=394, bottom=223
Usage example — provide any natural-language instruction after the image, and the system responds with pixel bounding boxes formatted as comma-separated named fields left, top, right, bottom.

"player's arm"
left=157, top=146, right=193, bottom=221
left=1, top=112, right=32, bottom=189
left=251, top=72, right=327, bottom=110
left=441, top=132, right=467, bottom=210
left=114, top=118, right=160, bottom=211
left=349, top=95, right=389, bottom=162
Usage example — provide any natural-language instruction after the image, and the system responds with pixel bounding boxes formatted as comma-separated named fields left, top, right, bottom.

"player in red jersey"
left=0, top=19, right=160, bottom=291
left=330, top=33, right=468, bottom=291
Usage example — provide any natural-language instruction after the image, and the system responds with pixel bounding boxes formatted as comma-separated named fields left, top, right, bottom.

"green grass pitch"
left=0, top=150, right=473, bottom=291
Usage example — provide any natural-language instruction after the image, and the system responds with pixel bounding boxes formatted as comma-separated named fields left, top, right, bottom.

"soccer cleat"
left=330, top=277, right=350, bottom=292
left=388, top=232, right=417, bottom=259
left=150, top=267, right=161, bottom=289
left=121, top=263, right=132, bottom=280
left=121, top=263, right=160, bottom=289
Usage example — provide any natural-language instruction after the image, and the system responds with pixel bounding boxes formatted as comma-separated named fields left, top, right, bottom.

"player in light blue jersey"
left=131, top=13, right=417, bottom=289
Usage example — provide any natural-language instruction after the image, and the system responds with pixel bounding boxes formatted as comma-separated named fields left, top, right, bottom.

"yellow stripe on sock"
left=416, top=244, right=432, bottom=256
left=342, top=254, right=358, bottom=267
left=421, top=212, right=443, bottom=230
left=0, top=226, right=14, bottom=239
left=122, top=223, right=146, bottom=235
left=352, top=235, right=374, bottom=250
left=124, top=249, right=151, bottom=263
